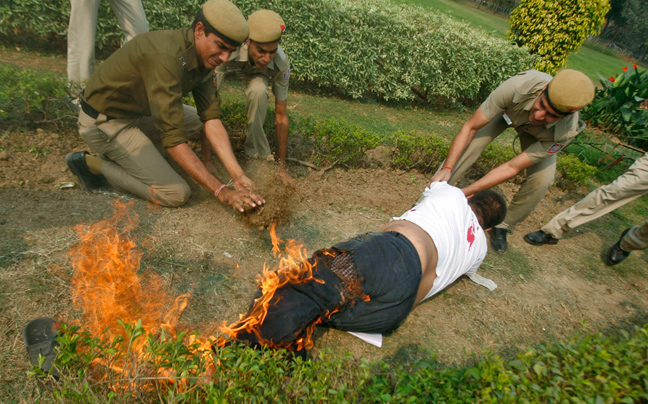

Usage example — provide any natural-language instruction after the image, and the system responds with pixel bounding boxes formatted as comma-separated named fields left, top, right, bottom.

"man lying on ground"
left=221, top=182, right=506, bottom=353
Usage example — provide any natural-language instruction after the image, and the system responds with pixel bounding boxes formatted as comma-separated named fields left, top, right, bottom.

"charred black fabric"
left=234, top=231, right=422, bottom=348
left=324, top=231, right=421, bottom=334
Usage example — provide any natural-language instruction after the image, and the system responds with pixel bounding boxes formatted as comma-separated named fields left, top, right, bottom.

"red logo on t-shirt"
left=467, top=225, right=475, bottom=249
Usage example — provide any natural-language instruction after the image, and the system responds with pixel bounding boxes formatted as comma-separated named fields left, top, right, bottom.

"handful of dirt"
left=241, top=161, right=296, bottom=229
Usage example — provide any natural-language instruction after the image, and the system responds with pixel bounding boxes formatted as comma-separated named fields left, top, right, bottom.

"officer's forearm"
left=167, top=142, right=222, bottom=193
left=275, top=116, right=289, bottom=167
left=203, top=119, right=246, bottom=181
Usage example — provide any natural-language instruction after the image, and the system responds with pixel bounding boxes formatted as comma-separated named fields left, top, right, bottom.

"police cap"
left=546, top=69, right=595, bottom=114
left=248, top=10, right=286, bottom=43
left=201, top=0, right=249, bottom=46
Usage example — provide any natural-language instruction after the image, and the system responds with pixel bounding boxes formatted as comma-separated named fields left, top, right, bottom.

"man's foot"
left=524, top=230, right=559, bottom=246
left=65, top=151, right=106, bottom=190
left=489, top=228, right=508, bottom=254
left=605, top=228, right=632, bottom=266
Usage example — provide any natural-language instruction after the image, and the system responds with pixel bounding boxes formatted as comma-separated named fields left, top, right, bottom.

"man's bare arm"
left=461, top=151, right=535, bottom=196
left=430, top=107, right=491, bottom=183
left=275, top=98, right=289, bottom=167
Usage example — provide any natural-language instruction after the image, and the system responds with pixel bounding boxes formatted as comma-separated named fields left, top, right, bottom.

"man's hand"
left=278, top=168, right=295, bottom=188
left=429, top=167, right=452, bottom=184
left=217, top=187, right=265, bottom=213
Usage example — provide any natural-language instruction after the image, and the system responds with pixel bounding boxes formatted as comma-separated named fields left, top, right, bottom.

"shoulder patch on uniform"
left=283, top=68, right=290, bottom=81
left=547, top=143, right=565, bottom=154
left=213, top=72, right=218, bottom=87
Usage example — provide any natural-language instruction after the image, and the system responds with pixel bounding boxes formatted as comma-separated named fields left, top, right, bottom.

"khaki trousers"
left=244, top=75, right=272, bottom=158
left=448, top=116, right=556, bottom=230
left=542, top=153, right=648, bottom=239
left=621, top=220, right=648, bottom=252
left=67, top=0, right=149, bottom=97
left=78, top=106, right=202, bottom=207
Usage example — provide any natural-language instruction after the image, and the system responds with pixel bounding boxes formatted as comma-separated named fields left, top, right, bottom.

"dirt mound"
left=240, top=161, right=297, bottom=230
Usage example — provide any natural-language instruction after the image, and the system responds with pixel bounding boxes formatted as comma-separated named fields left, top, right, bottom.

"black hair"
left=191, top=9, right=242, bottom=47
left=468, top=190, right=507, bottom=229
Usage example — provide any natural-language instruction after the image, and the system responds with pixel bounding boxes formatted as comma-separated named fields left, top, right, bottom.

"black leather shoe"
left=524, top=230, right=559, bottom=246
left=65, top=151, right=106, bottom=190
left=489, top=228, right=508, bottom=254
left=605, top=228, right=632, bottom=266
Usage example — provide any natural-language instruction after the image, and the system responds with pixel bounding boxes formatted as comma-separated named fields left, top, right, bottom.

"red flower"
left=623, top=66, right=628, bottom=72
left=608, top=76, right=616, bottom=82
left=633, top=63, right=639, bottom=69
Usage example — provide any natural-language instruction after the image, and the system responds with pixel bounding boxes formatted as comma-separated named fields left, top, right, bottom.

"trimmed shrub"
left=508, top=0, right=610, bottom=73
left=390, top=130, right=449, bottom=171
left=0, top=64, right=74, bottom=130
left=556, top=154, right=598, bottom=190
left=1, top=0, right=536, bottom=105
left=300, top=117, right=382, bottom=167
left=33, top=322, right=648, bottom=403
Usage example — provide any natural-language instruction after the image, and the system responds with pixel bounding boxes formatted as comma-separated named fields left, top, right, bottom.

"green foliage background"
left=508, top=0, right=610, bottom=74
left=35, top=322, right=648, bottom=403
left=0, top=0, right=536, bottom=105
left=582, top=65, right=648, bottom=149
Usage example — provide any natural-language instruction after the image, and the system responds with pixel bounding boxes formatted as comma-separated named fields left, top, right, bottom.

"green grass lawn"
left=391, top=0, right=639, bottom=80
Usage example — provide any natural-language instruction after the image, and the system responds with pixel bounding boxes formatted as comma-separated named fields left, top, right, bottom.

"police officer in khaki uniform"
left=430, top=70, right=595, bottom=253
left=65, top=0, right=265, bottom=212
left=214, top=10, right=292, bottom=184
left=524, top=152, right=647, bottom=265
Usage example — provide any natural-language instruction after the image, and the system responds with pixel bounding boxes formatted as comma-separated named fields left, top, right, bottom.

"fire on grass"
left=63, top=200, right=336, bottom=392
left=67, top=200, right=215, bottom=391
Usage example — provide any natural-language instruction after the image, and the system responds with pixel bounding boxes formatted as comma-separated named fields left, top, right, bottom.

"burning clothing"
left=228, top=183, right=494, bottom=350
left=233, top=231, right=421, bottom=348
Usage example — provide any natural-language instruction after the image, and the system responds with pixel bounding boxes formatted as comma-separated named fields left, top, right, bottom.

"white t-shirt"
left=392, top=182, right=488, bottom=301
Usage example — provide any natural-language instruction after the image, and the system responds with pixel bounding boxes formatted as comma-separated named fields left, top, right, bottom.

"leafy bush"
left=33, top=322, right=648, bottom=403
left=556, top=154, right=598, bottom=190
left=508, top=0, right=610, bottom=73
left=1, top=0, right=535, bottom=105
left=390, top=130, right=449, bottom=171
left=0, top=64, right=74, bottom=130
left=300, top=117, right=382, bottom=167
left=582, top=65, right=648, bottom=150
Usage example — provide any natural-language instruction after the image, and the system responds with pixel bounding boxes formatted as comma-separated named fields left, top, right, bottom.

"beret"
left=248, top=10, right=285, bottom=43
left=202, top=0, right=249, bottom=45
left=547, top=69, right=595, bottom=114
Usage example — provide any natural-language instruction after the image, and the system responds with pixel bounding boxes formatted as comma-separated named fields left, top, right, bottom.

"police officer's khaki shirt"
left=84, top=28, right=222, bottom=148
left=214, top=43, right=290, bottom=101
left=480, top=70, right=582, bottom=163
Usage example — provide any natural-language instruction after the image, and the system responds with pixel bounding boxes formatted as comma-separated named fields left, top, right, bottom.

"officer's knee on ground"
left=151, top=182, right=191, bottom=208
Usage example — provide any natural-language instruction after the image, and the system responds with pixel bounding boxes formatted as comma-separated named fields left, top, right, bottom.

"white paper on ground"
left=347, top=331, right=383, bottom=347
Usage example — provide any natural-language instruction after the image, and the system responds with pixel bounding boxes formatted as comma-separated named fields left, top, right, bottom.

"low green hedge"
left=32, top=322, right=648, bottom=403
left=1, top=0, right=536, bottom=105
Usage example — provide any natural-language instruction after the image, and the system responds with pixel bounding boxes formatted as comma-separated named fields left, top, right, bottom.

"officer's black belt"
left=80, top=98, right=113, bottom=121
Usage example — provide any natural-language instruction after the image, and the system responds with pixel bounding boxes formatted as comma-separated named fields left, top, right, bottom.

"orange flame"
left=219, top=222, right=335, bottom=351
left=67, top=200, right=204, bottom=389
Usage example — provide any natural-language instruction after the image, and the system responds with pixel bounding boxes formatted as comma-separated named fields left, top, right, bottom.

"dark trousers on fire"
left=236, top=231, right=422, bottom=348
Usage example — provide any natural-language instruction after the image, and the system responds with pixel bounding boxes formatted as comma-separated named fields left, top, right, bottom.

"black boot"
left=489, top=228, right=508, bottom=254
left=605, top=228, right=632, bottom=266
left=65, top=151, right=106, bottom=190
left=524, top=230, right=559, bottom=246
